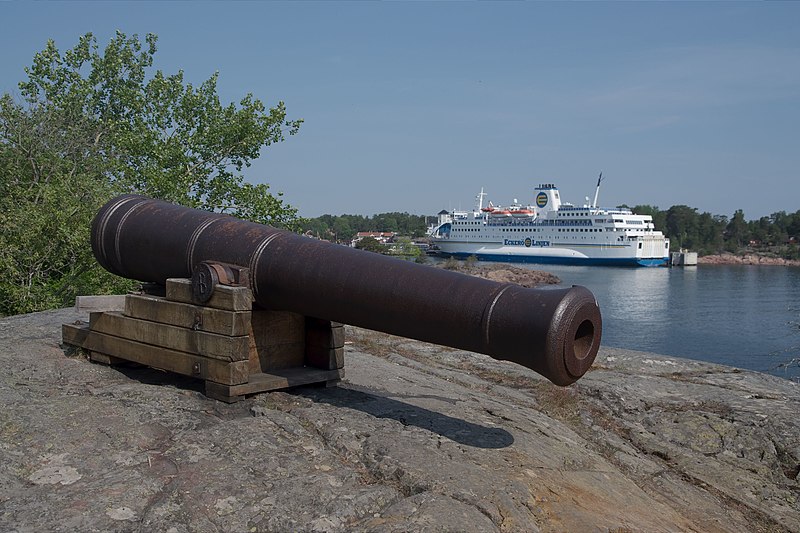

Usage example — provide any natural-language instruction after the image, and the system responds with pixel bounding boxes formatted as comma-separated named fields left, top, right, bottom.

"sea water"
left=514, top=263, right=800, bottom=381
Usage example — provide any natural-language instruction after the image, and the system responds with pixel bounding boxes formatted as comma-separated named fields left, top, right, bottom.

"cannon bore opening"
left=572, top=319, right=595, bottom=362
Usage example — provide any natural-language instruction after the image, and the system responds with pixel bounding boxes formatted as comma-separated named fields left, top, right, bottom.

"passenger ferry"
left=429, top=177, right=670, bottom=266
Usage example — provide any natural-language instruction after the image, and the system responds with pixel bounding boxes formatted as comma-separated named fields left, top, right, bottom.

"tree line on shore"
left=629, top=205, right=800, bottom=258
left=302, top=213, right=431, bottom=242
left=303, top=206, right=800, bottom=259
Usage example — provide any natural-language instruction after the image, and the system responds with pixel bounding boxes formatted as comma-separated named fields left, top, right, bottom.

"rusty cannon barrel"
left=91, top=195, right=602, bottom=385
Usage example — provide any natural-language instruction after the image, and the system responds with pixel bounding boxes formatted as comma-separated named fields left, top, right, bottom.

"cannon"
left=91, top=195, right=602, bottom=386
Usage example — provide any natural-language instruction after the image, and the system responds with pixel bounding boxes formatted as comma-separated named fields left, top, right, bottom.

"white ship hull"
left=433, top=239, right=668, bottom=267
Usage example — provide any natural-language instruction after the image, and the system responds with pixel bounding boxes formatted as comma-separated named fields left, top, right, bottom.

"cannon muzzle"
left=91, top=195, right=602, bottom=385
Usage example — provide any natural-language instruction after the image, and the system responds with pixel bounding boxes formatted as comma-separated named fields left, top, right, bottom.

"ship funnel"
left=533, top=183, right=561, bottom=216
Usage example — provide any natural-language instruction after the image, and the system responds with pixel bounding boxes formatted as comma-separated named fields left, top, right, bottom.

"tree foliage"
left=388, top=236, right=422, bottom=260
left=303, top=212, right=429, bottom=243
left=0, top=32, right=302, bottom=316
left=354, top=236, right=386, bottom=254
left=632, top=205, right=800, bottom=257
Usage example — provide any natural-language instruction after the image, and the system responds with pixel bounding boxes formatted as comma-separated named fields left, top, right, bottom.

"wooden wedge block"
left=166, top=278, right=252, bottom=311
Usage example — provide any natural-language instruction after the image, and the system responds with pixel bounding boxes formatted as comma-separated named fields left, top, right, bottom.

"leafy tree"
left=302, top=211, right=428, bottom=239
left=749, top=216, right=772, bottom=245
left=303, top=218, right=331, bottom=240
left=725, top=209, right=749, bottom=251
left=0, top=32, right=302, bottom=316
left=332, top=217, right=355, bottom=243
left=354, top=236, right=385, bottom=254
left=769, top=211, right=790, bottom=245
left=665, top=205, right=699, bottom=250
left=390, top=236, right=422, bottom=260
left=372, top=214, right=399, bottom=233
left=696, top=212, right=725, bottom=254
left=787, top=211, right=800, bottom=241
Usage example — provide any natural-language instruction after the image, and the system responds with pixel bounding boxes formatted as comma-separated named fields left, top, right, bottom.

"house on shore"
left=350, top=232, right=397, bottom=247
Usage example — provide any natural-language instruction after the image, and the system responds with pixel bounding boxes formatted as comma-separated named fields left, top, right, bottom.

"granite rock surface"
left=0, top=308, right=798, bottom=532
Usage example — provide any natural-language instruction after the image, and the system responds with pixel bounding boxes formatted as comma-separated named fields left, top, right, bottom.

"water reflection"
left=513, top=262, right=800, bottom=380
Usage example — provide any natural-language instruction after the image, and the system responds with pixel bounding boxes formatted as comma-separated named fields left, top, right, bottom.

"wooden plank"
left=90, top=312, right=249, bottom=362
left=305, top=319, right=346, bottom=370
left=75, top=295, right=126, bottom=313
left=61, top=323, right=90, bottom=347
left=247, top=332, right=263, bottom=375
left=306, top=345, right=345, bottom=370
left=306, top=318, right=345, bottom=348
left=205, top=368, right=344, bottom=402
left=124, top=294, right=251, bottom=337
left=82, top=330, right=249, bottom=385
left=250, top=310, right=306, bottom=371
left=166, top=278, right=252, bottom=311
left=237, top=368, right=344, bottom=393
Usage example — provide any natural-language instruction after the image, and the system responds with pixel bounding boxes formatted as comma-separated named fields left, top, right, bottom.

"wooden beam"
left=250, top=310, right=306, bottom=371
left=124, top=294, right=251, bottom=337
left=89, top=312, right=249, bottom=362
left=305, top=318, right=346, bottom=370
left=204, top=368, right=344, bottom=402
left=75, top=295, right=126, bottom=313
left=82, top=330, right=249, bottom=385
left=61, top=323, right=90, bottom=347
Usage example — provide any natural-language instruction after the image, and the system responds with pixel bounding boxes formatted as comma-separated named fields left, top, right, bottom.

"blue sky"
left=1, top=2, right=798, bottom=220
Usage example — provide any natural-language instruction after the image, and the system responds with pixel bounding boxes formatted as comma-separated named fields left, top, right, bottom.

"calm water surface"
left=513, top=263, right=800, bottom=381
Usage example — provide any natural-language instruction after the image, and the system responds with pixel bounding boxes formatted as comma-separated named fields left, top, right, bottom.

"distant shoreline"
left=698, top=253, right=800, bottom=267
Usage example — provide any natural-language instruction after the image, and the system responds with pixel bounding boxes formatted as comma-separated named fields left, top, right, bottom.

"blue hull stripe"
left=437, top=252, right=668, bottom=267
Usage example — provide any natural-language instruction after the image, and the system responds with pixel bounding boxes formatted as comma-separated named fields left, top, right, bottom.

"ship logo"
left=524, top=238, right=532, bottom=247
left=536, top=192, right=548, bottom=207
